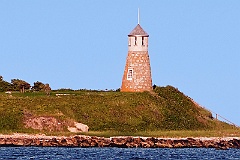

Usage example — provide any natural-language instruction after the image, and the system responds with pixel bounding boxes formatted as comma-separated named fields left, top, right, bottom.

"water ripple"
left=0, top=147, right=239, bottom=160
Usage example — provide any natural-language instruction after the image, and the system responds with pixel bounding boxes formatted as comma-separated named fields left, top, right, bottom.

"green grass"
left=43, top=129, right=240, bottom=138
left=0, top=86, right=238, bottom=136
left=82, top=129, right=240, bottom=138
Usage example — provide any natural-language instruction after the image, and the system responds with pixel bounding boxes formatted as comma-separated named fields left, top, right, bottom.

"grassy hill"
left=0, top=85, right=238, bottom=136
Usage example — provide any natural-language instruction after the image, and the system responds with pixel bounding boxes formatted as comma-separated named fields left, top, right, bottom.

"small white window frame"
left=127, top=69, right=133, bottom=80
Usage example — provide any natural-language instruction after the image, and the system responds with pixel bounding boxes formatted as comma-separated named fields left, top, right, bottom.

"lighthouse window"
left=127, top=69, right=133, bottom=80
left=128, top=38, right=131, bottom=46
left=142, top=37, right=145, bottom=46
left=134, top=37, right=137, bottom=45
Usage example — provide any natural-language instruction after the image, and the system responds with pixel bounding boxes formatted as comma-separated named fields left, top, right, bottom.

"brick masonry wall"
left=121, top=51, right=152, bottom=92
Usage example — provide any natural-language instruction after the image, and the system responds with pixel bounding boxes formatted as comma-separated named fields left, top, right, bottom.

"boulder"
left=74, top=122, right=89, bottom=132
left=68, top=122, right=89, bottom=133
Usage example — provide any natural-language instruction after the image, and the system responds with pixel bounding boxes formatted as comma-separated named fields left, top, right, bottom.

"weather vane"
left=138, top=8, right=140, bottom=24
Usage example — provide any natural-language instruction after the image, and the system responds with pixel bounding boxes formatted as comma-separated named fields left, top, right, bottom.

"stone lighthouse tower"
left=121, top=16, right=152, bottom=92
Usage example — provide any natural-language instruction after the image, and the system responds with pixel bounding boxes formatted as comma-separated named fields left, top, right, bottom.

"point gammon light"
left=121, top=23, right=152, bottom=92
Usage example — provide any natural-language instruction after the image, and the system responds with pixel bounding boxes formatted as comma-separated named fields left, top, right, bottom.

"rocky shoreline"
left=0, top=134, right=239, bottom=149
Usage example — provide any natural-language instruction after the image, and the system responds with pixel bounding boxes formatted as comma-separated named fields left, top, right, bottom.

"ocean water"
left=0, top=147, right=239, bottom=160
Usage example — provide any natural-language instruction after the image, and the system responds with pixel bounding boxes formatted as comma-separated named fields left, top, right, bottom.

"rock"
left=65, top=137, right=75, bottom=147
left=68, top=122, right=89, bottom=133
left=24, top=116, right=65, bottom=132
left=145, top=138, right=155, bottom=148
left=74, top=122, right=89, bottom=132
left=174, top=142, right=184, bottom=148
left=90, top=140, right=98, bottom=147
left=49, top=138, right=59, bottom=146
left=0, top=138, right=5, bottom=145
left=101, top=138, right=111, bottom=147
left=140, top=142, right=151, bottom=148
left=13, top=138, right=25, bottom=146
left=111, top=137, right=128, bottom=147
left=34, top=139, right=42, bottom=146
left=67, top=127, right=79, bottom=133
left=5, top=138, right=13, bottom=145
left=23, top=138, right=33, bottom=146
left=155, top=142, right=172, bottom=148
left=0, top=135, right=239, bottom=148
left=59, top=138, right=68, bottom=146
left=232, top=139, right=240, bottom=148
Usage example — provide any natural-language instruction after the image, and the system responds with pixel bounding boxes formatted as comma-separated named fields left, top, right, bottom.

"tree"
left=0, top=76, right=13, bottom=92
left=44, top=83, right=51, bottom=95
left=32, top=81, right=45, bottom=91
left=11, top=79, right=31, bottom=93
left=153, top=84, right=157, bottom=90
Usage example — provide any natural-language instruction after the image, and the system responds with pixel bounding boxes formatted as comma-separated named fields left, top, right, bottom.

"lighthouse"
left=121, top=12, right=152, bottom=92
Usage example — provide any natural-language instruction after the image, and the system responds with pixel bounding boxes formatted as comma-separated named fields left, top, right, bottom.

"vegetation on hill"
left=0, top=75, right=50, bottom=93
left=0, top=85, right=237, bottom=136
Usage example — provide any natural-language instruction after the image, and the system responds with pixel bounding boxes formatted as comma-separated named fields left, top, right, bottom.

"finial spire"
left=138, top=8, right=140, bottom=24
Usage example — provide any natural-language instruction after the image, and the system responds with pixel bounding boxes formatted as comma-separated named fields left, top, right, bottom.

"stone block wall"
left=121, top=51, right=152, bottom=92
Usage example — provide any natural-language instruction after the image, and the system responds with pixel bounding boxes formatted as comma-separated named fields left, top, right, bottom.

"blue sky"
left=0, top=1, right=240, bottom=126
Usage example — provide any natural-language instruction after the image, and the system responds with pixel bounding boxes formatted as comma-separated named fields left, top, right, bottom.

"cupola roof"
left=128, top=24, right=149, bottom=37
